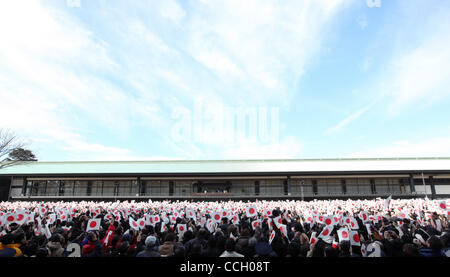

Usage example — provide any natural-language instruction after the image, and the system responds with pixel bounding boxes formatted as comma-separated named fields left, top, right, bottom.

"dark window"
left=312, top=180, right=318, bottom=195
left=169, top=181, right=174, bottom=196
left=87, top=181, right=92, bottom=196
left=59, top=180, right=65, bottom=196
left=370, top=179, right=376, bottom=194
left=140, top=180, right=147, bottom=195
left=255, top=181, right=260, bottom=195
left=114, top=181, right=119, bottom=196
left=341, top=179, right=347, bottom=194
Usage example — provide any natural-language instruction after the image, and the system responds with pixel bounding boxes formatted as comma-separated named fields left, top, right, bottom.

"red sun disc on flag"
left=223, top=212, right=227, bottom=217
left=89, top=221, right=97, bottom=228
left=249, top=208, right=255, bottom=214
left=353, top=234, right=360, bottom=243
left=342, top=231, right=348, bottom=239
left=346, top=218, right=350, bottom=224
left=325, top=218, right=332, bottom=225
left=319, top=216, right=323, bottom=221
left=17, top=214, right=24, bottom=221
left=401, top=214, right=406, bottom=218
left=140, top=221, right=144, bottom=226
left=440, top=203, right=446, bottom=209
left=311, top=238, right=316, bottom=244
left=363, top=214, right=367, bottom=220
left=41, top=208, right=45, bottom=213
left=351, top=222, right=355, bottom=228
left=61, top=215, right=66, bottom=220
left=179, top=226, right=184, bottom=231
left=278, top=218, right=282, bottom=224
left=7, top=216, right=14, bottom=222
left=322, top=229, right=329, bottom=236
left=133, top=221, right=137, bottom=227
left=214, top=214, right=220, bottom=221
left=270, top=233, right=275, bottom=240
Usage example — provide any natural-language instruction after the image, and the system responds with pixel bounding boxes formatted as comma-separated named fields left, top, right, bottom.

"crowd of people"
left=0, top=197, right=449, bottom=257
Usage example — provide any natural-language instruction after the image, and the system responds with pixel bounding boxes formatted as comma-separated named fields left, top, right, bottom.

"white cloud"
left=346, top=137, right=450, bottom=158
left=220, top=137, right=303, bottom=159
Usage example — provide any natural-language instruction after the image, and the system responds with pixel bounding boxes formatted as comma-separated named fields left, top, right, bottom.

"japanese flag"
left=59, top=212, right=68, bottom=222
left=104, top=213, right=113, bottom=222
left=279, top=224, right=288, bottom=238
left=48, top=213, right=56, bottom=225
left=398, top=212, right=409, bottom=220
left=317, top=215, right=325, bottom=224
left=349, top=230, right=361, bottom=246
left=337, top=227, right=350, bottom=241
left=438, top=201, right=447, bottom=211
left=231, top=214, right=239, bottom=225
left=27, top=212, right=35, bottom=224
left=310, top=232, right=318, bottom=245
left=269, top=230, right=276, bottom=244
left=0, top=230, right=6, bottom=237
left=15, top=211, right=27, bottom=225
left=246, top=206, right=257, bottom=218
left=86, top=218, right=101, bottom=232
left=318, top=226, right=333, bottom=239
left=153, top=215, right=161, bottom=224
left=169, top=215, right=177, bottom=224
left=5, top=213, right=15, bottom=225
left=39, top=204, right=47, bottom=216
left=186, top=210, right=196, bottom=219
left=306, top=215, right=315, bottom=225
left=211, top=212, right=222, bottom=223
left=324, top=216, right=333, bottom=226
left=251, top=220, right=260, bottom=230
left=265, top=210, right=272, bottom=217
left=137, top=218, right=146, bottom=230
left=267, top=218, right=273, bottom=231
left=274, top=216, right=283, bottom=228
left=359, top=212, right=369, bottom=223
left=129, top=217, right=139, bottom=231
left=177, top=224, right=187, bottom=234
left=161, top=222, right=168, bottom=233
left=349, top=217, right=359, bottom=230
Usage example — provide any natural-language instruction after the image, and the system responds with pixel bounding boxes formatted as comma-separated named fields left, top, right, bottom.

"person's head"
left=240, top=228, right=250, bottom=238
left=182, top=230, right=194, bottom=243
left=287, top=241, right=301, bottom=257
left=208, top=235, right=218, bottom=248
left=224, top=238, right=236, bottom=252
left=118, top=241, right=130, bottom=255
left=190, top=243, right=203, bottom=257
left=0, top=233, right=14, bottom=245
left=197, top=228, right=208, bottom=240
left=22, top=240, right=38, bottom=257
left=145, top=235, right=157, bottom=250
left=13, top=231, right=26, bottom=245
left=402, top=243, right=420, bottom=257
left=427, top=235, right=443, bottom=251
left=324, top=246, right=337, bottom=257
left=173, top=244, right=185, bottom=257
left=164, top=232, right=176, bottom=243
left=339, top=240, right=351, bottom=254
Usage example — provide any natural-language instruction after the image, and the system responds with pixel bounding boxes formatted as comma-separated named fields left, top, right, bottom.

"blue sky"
left=1, top=0, right=450, bottom=161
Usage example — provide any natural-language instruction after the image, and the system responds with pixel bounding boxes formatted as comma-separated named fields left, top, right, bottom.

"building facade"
left=1, top=158, right=450, bottom=201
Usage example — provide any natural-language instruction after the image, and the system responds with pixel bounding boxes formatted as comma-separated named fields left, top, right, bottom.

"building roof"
left=1, top=158, right=450, bottom=176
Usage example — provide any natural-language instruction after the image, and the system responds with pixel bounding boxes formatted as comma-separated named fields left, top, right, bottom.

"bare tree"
left=0, top=128, right=30, bottom=169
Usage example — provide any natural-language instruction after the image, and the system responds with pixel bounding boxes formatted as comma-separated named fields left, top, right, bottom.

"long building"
left=1, top=158, right=450, bottom=201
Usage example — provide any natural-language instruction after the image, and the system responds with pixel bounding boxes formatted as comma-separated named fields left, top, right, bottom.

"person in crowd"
left=0, top=198, right=449, bottom=258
